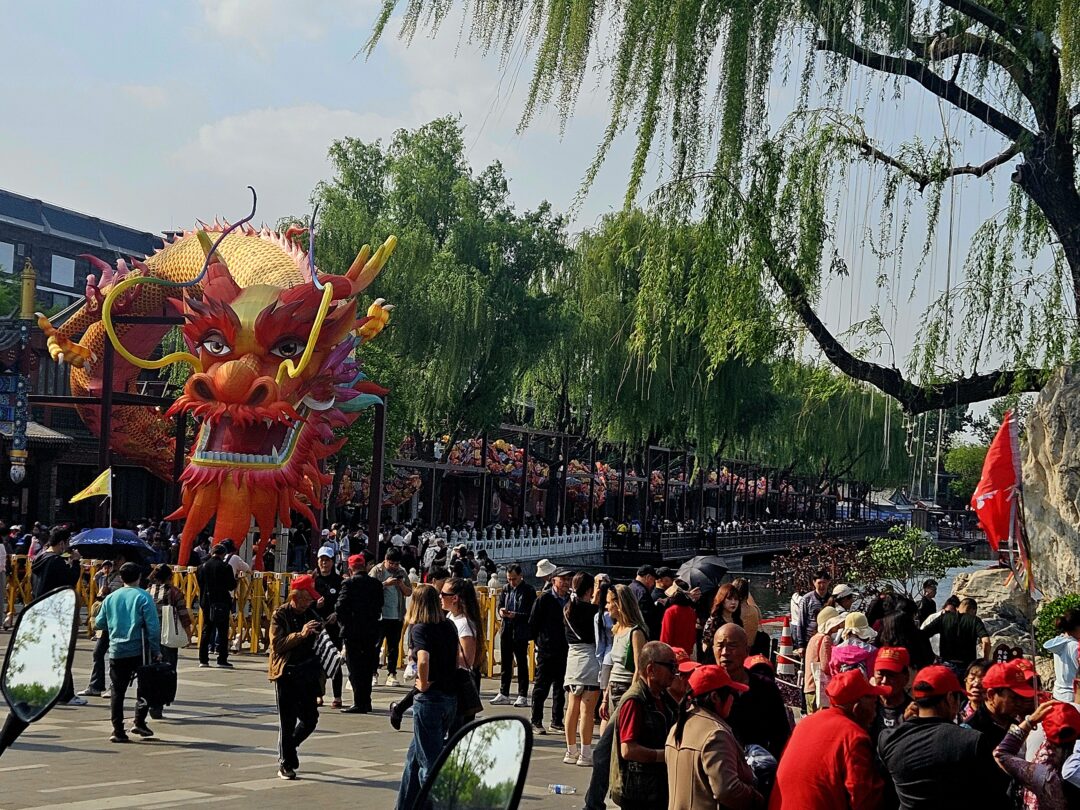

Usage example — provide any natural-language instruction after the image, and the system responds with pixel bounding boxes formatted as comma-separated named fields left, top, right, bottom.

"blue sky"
left=0, top=0, right=1034, bottom=406
left=0, top=0, right=635, bottom=233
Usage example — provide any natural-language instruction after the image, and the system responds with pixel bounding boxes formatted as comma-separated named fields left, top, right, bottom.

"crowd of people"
left=10, top=515, right=1080, bottom=809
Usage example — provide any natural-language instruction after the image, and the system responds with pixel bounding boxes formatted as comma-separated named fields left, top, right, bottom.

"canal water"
left=742, top=544, right=996, bottom=618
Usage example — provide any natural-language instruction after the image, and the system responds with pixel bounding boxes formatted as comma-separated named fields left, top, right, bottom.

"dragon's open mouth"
left=192, top=407, right=307, bottom=467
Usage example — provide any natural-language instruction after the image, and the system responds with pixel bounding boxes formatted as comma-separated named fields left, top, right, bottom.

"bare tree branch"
left=816, top=35, right=1032, bottom=143
left=758, top=223, right=1044, bottom=413
left=919, top=31, right=1032, bottom=94
left=935, top=0, right=1040, bottom=62
left=846, top=137, right=1023, bottom=191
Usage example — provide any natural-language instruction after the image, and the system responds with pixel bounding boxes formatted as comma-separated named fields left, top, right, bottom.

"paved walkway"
left=0, top=636, right=593, bottom=809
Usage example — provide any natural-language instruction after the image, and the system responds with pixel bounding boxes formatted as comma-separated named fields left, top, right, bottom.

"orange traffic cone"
left=777, top=616, right=797, bottom=677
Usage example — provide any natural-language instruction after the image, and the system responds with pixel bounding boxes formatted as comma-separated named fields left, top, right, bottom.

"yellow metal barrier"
left=3, top=559, right=536, bottom=681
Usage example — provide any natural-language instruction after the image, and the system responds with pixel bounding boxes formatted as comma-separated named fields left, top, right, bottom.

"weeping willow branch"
left=815, top=34, right=1032, bottom=142
left=756, top=211, right=1045, bottom=413
left=848, top=137, right=1023, bottom=192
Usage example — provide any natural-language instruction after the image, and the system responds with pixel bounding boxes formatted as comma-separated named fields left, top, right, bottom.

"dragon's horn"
left=345, top=245, right=372, bottom=282
left=349, top=235, right=398, bottom=293
left=196, top=230, right=231, bottom=273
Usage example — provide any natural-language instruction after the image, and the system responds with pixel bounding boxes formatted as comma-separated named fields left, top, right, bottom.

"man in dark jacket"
left=196, top=544, right=236, bottom=668
left=32, top=526, right=84, bottom=705
left=713, top=622, right=790, bottom=759
left=31, top=526, right=81, bottom=597
left=335, top=553, right=384, bottom=713
left=879, top=664, right=1002, bottom=809
left=629, top=565, right=660, bottom=639
left=528, top=566, right=572, bottom=734
left=491, top=563, right=536, bottom=707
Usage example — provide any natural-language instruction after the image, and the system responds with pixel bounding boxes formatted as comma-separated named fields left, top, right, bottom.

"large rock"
left=1023, top=366, right=1080, bottom=601
left=952, top=568, right=1036, bottom=627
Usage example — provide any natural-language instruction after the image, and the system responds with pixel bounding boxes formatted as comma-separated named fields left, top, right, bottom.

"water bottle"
left=547, top=784, right=577, bottom=795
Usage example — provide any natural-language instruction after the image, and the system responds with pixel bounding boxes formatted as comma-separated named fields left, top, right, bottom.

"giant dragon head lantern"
left=38, top=190, right=396, bottom=568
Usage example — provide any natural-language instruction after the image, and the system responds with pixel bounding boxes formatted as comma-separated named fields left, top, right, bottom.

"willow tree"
left=518, top=209, right=780, bottom=458
left=752, top=363, right=913, bottom=489
left=289, top=117, right=568, bottom=513
left=367, top=1, right=1080, bottom=414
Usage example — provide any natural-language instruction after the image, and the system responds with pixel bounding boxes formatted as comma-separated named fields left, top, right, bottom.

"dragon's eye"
left=271, top=338, right=305, bottom=359
left=200, top=333, right=231, bottom=356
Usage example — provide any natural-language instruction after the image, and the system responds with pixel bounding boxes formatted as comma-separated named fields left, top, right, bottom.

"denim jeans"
left=584, top=721, right=614, bottom=810
left=88, top=631, right=110, bottom=692
left=396, top=689, right=457, bottom=810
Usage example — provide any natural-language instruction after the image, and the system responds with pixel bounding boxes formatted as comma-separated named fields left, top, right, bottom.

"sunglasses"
left=440, top=591, right=457, bottom=598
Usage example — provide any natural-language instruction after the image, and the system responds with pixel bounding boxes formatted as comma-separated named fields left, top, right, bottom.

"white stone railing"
left=452, top=525, right=604, bottom=562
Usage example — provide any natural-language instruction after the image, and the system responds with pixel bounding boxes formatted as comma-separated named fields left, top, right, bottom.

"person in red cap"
left=994, top=700, right=1080, bottom=810
left=769, top=669, right=886, bottom=809
left=879, top=664, right=1001, bottom=809
left=968, top=659, right=1038, bottom=804
left=868, top=647, right=912, bottom=745
left=666, top=664, right=763, bottom=810
left=268, top=573, right=325, bottom=780
left=334, top=551, right=384, bottom=714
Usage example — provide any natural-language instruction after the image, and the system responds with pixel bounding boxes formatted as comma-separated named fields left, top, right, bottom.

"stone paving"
left=0, top=635, right=595, bottom=809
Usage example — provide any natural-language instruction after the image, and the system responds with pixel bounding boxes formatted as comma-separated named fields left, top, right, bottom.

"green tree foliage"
left=366, top=1, right=1080, bottom=415
left=1035, top=593, right=1080, bottom=648
left=751, top=363, right=912, bottom=487
left=294, top=117, right=568, bottom=449
left=969, top=394, right=1035, bottom=444
left=943, top=442, right=988, bottom=503
left=852, top=525, right=968, bottom=598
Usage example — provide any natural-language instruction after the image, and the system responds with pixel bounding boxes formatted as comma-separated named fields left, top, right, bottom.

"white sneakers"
left=514, top=695, right=530, bottom=708
left=386, top=674, right=399, bottom=688
left=563, top=746, right=579, bottom=765
left=489, top=693, right=511, bottom=706
left=577, top=749, right=593, bottom=767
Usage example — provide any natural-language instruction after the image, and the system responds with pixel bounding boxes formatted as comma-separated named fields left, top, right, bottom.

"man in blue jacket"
left=94, top=562, right=161, bottom=743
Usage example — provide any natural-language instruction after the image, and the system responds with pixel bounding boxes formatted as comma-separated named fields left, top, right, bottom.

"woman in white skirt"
left=562, top=572, right=600, bottom=766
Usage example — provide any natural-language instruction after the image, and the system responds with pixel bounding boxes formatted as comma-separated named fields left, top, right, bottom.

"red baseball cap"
left=826, top=669, right=889, bottom=704
left=289, top=573, right=321, bottom=601
left=745, top=654, right=774, bottom=673
left=874, top=647, right=911, bottom=673
left=1043, top=703, right=1080, bottom=745
left=688, top=664, right=749, bottom=696
left=347, top=553, right=368, bottom=569
left=982, top=660, right=1038, bottom=697
left=911, top=665, right=965, bottom=698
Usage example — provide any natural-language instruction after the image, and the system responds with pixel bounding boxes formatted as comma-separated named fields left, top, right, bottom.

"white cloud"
left=121, top=83, right=169, bottom=110
left=198, top=0, right=378, bottom=54
left=168, top=103, right=410, bottom=226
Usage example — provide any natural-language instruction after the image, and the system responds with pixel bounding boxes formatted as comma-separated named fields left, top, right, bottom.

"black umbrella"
left=70, top=528, right=155, bottom=560
left=676, top=555, right=729, bottom=592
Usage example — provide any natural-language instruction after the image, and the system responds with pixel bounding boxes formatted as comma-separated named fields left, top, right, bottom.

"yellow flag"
left=69, top=468, right=112, bottom=503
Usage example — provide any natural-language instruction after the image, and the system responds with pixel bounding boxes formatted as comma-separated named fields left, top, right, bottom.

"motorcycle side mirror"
left=416, top=715, right=533, bottom=810
left=0, top=587, right=79, bottom=756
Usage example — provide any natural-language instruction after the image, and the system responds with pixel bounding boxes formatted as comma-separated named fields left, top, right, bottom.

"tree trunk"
left=1012, top=134, right=1080, bottom=314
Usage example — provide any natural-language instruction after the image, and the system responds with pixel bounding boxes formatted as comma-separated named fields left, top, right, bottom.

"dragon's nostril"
left=246, top=383, right=270, bottom=407
left=193, top=378, right=215, bottom=400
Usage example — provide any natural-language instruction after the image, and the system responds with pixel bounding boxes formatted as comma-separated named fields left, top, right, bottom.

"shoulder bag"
left=621, top=625, right=645, bottom=673
left=455, top=636, right=483, bottom=719
left=138, top=628, right=177, bottom=707
left=314, top=629, right=343, bottom=680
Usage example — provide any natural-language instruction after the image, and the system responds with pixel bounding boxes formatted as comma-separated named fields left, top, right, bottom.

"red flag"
left=971, top=410, right=1020, bottom=552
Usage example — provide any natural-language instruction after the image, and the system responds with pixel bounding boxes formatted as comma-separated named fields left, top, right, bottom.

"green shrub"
left=1035, top=593, right=1080, bottom=648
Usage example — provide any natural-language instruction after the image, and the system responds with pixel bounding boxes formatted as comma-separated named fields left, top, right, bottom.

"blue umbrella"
left=70, top=528, right=155, bottom=560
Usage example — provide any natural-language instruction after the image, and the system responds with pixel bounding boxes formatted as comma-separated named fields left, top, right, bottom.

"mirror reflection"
left=3, top=589, right=76, bottom=723
left=430, top=718, right=527, bottom=810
